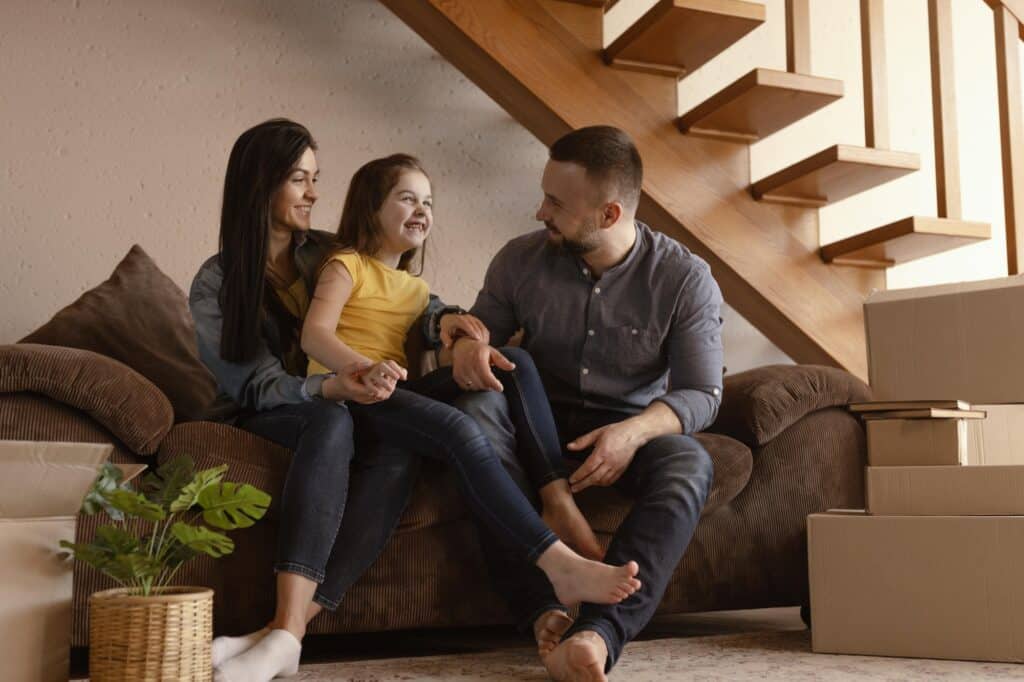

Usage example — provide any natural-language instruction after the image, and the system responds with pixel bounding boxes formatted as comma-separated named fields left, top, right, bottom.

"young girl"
left=301, top=154, right=639, bottom=610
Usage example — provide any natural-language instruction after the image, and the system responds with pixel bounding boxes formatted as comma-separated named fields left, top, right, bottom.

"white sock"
left=211, top=627, right=270, bottom=668
left=214, top=629, right=302, bottom=682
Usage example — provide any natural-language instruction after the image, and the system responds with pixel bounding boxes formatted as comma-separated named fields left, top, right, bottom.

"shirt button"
left=587, top=329, right=595, bottom=336
left=631, top=328, right=638, bottom=335
left=594, top=287, right=601, bottom=294
left=713, top=387, right=721, bottom=396
left=582, top=268, right=590, bottom=276
left=582, top=368, right=590, bottom=375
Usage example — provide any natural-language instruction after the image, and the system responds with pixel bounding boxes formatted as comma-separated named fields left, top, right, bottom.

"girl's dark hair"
left=332, top=153, right=428, bottom=274
left=218, top=118, right=317, bottom=363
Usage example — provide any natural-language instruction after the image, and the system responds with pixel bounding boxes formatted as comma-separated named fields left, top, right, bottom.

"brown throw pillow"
left=20, top=245, right=217, bottom=421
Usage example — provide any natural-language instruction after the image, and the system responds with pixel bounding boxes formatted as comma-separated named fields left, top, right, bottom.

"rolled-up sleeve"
left=653, top=263, right=724, bottom=434
left=469, top=244, right=521, bottom=348
left=189, top=264, right=308, bottom=411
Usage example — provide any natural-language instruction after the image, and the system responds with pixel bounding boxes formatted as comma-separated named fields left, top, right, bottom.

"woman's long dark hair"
left=332, top=154, right=428, bottom=274
left=218, top=118, right=317, bottom=363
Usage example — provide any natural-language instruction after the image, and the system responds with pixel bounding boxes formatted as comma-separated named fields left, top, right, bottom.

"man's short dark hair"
left=549, top=125, right=643, bottom=210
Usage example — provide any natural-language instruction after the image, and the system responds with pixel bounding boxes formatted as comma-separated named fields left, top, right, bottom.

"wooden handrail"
left=928, top=0, right=961, bottom=219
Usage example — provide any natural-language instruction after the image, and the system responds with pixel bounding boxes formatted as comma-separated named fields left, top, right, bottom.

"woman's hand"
left=356, top=360, right=407, bottom=402
left=439, top=313, right=490, bottom=349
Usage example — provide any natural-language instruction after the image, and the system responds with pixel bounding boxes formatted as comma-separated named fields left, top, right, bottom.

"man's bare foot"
left=544, top=630, right=608, bottom=682
left=543, top=499, right=604, bottom=561
left=536, top=542, right=641, bottom=607
left=534, top=609, right=574, bottom=661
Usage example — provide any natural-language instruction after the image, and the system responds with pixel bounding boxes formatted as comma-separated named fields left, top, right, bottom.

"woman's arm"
left=302, top=260, right=375, bottom=373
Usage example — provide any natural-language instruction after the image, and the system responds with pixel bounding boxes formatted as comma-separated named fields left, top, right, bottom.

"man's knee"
left=642, top=434, right=714, bottom=498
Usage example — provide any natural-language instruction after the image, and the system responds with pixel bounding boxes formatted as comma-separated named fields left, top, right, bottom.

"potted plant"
left=61, top=455, right=271, bottom=681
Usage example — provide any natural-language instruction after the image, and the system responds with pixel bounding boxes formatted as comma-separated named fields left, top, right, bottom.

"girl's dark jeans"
left=347, top=346, right=564, bottom=563
left=235, top=399, right=420, bottom=610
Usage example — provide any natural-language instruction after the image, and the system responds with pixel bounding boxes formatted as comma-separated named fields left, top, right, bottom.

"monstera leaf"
left=81, top=463, right=130, bottom=520
left=143, top=455, right=196, bottom=509
left=170, top=465, right=228, bottom=513
left=171, top=522, right=234, bottom=558
left=198, top=482, right=271, bottom=530
left=105, top=489, right=166, bottom=522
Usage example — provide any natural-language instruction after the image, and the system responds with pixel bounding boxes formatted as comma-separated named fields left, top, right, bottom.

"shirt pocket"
left=596, top=325, right=663, bottom=375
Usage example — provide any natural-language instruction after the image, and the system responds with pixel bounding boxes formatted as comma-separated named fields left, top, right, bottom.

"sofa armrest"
left=0, top=344, right=173, bottom=455
left=709, top=364, right=871, bottom=448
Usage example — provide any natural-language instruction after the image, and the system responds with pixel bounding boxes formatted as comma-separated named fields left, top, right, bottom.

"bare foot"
left=543, top=499, right=604, bottom=561
left=534, top=609, right=574, bottom=661
left=537, top=542, right=641, bottom=607
left=544, top=630, right=609, bottom=682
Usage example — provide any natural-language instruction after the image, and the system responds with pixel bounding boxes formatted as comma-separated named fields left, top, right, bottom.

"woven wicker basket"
left=89, top=586, right=213, bottom=681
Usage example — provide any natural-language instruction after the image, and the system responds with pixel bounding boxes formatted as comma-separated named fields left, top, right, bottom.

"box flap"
left=865, top=274, right=1024, bottom=305
left=0, top=441, right=114, bottom=519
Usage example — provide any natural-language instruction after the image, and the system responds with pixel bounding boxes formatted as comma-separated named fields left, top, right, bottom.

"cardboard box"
left=0, top=441, right=144, bottom=682
left=974, top=404, right=1024, bottom=465
left=865, top=404, right=1024, bottom=467
left=809, top=511, right=1024, bottom=662
left=866, top=464, right=1024, bottom=515
left=864, top=275, right=1024, bottom=403
left=866, top=418, right=981, bottom=466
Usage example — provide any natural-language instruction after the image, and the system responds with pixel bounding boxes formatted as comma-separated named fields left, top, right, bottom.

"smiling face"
left=270, top=146, right=319, bottom=234
left=374, top=169, right=433, bottom=259
left=535, top=159, right=605, bottom=255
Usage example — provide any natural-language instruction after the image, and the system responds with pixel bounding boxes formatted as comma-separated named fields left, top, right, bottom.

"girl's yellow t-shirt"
left=307, top=251, right=430, bottom=375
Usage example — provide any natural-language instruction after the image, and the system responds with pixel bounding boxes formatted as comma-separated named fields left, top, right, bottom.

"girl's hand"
left=357, top=360, right=407, bottom=402
left=321, top=363, right=383, bottom=404
left=440, top=313, right=490, bottom=348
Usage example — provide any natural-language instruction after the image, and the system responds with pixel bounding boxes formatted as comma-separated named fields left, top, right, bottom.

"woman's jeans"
left=235, top=399, right=420, bottom=610
left=346, top=346, right=562, bottom=563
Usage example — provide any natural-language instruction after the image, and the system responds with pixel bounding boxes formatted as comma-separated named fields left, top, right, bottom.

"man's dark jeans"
left=455, top=391, right=714, bottom=671
left=347, top=347, right=562, bottom=563
left=236, top=399, right=420, bottom=610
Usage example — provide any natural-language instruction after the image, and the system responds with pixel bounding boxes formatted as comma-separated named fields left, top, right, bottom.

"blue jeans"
left=235, top=399, right=420, bottom=610
left=347, top=347, right=563, bottom=563
left=455, top=394, right=714, bottom=672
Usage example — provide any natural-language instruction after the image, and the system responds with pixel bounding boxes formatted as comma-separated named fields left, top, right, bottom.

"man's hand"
left=451, top=338, right=515, bottom=392
left=439, top=313, right=490, bottom=348
left=567, top=421, right=646, bottom=493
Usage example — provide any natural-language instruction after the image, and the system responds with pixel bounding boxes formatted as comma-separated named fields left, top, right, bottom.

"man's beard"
left=546, top=219, right=600, bottom=255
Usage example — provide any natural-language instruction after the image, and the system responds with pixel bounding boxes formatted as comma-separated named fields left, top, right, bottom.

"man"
left=449, top=126, right=723, bottom=681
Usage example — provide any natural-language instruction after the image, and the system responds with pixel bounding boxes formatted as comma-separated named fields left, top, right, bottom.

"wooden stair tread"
left=603, top=0, right=766, bottom=77
left=751, top=144, right=920, bottom=206
left=821, top=216, right=991, bottom=267
left=557, top=0, right=620, bottom=8
left=676, top=68, right=843, bottom=142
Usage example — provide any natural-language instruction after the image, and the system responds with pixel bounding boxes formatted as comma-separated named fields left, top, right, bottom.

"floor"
left=73, top=607, right=1024, bottom=680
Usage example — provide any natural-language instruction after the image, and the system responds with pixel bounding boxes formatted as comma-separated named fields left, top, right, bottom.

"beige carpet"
left=295, top=630, right=1024, bottom=681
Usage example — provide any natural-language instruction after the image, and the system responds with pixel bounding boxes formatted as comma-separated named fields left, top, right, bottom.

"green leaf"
left=170, top=522, right=234, bottom=558
left=81, top=463, right=128, bottom=520
left=142, top=456, right=196, bottom=510
left=104, top=489, right=167, bottom=522
left=94, top=526, right=141, bottom=555
left=59, top=539, right=115, bottom=573
left=170, top=465, right=228, bottom=513
left=198, top=482, right=271, bottom=530
left=106, top=553, right=162, bottom=583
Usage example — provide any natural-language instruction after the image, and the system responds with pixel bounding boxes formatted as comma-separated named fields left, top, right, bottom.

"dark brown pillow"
left=20, top=245, right=217, bottom=421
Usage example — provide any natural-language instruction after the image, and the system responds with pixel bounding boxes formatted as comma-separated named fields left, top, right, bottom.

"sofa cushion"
left=0, top=344, right=173, bottom=454
left=711, top=364, right=872, bottom=448
left=20, top=245, right=217, bottom=421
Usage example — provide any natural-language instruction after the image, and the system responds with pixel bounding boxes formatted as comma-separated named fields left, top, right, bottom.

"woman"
left=301, top=154, right=640, bottom=611
left=189, top=119, right=418, bottom=682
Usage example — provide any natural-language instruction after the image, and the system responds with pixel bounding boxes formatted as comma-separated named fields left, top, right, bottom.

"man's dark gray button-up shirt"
left=470, top=221, right=724, bottom=434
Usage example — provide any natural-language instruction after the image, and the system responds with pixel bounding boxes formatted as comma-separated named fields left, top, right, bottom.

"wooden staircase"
left=381, top=0, right=1015, bottom=380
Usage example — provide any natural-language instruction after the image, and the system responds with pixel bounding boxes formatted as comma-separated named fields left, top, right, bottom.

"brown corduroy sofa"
left=0, top=341, right=870, bottom=646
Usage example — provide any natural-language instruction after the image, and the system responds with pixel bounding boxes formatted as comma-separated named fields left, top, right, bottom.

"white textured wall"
left=0, top=0, right=788, bottom=373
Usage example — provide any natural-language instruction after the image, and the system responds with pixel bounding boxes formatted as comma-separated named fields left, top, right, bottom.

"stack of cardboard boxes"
left=809, top=276, right=1024, bottom=663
